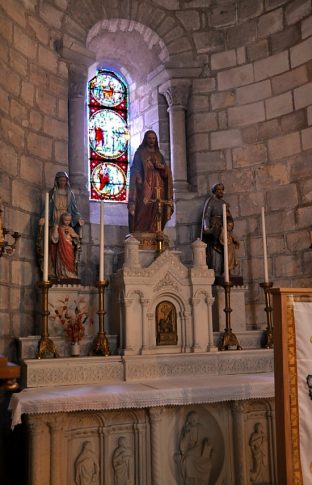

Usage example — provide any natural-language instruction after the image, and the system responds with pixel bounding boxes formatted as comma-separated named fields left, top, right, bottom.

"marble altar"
left=12, top=238, right=276, bottom=484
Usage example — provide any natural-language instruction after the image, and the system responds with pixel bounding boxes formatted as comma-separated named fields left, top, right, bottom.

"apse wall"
left=0, top=0, right=312, bottom=357
left=0, top=1, right=71, bottom=356
left=182, top=0, right=312, bottom=325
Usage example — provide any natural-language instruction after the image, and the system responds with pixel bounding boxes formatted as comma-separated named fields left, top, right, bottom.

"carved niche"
left=156, top=300, right=178, bottom=346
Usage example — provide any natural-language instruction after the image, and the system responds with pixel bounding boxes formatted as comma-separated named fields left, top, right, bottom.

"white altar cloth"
left=9, top=372, right=274, bottom=429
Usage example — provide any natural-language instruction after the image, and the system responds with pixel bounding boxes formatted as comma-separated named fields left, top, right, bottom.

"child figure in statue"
left=50, top=212, right=80, bottom=282
left=219, top=217, right=240, bottom=275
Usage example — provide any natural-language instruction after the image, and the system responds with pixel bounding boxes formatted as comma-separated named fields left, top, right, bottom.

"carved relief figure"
left=156, top=301, right=177, bottom=345
left=128, top=130, right=173, bottom=234
left=201, top=183, right=235, bottom=278
left=249, top=422, right=267, bottom=483
left=74, top=440, right=99, bottom=485
left=176, top=411, right=214, bottom=485
left=112, top=436, right=133, bottom=485
left=37, top=171, right=84, bottom=281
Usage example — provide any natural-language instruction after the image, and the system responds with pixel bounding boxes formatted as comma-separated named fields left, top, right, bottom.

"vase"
left=71, top=341, right=80, bottom=357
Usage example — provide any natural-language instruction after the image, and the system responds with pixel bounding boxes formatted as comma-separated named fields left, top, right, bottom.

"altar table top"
left=9, top=372, right=274, bottom=428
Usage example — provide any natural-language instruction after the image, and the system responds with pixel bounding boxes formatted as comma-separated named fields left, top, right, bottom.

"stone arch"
left=64, top=0, right=193, bottom=65
left=86, top=18, right=170, bottom=74
left=66, top=7, right=193, bottom=207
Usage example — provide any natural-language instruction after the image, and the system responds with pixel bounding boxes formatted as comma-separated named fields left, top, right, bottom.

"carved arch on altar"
left=148, top=291, right=191, bottom=354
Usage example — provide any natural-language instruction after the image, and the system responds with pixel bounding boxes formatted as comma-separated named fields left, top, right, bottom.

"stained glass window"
left=88, top=70, right=129, bottom=202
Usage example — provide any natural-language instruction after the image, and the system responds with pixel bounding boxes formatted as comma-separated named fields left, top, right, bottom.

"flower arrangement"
left=49, top=297, right=93, bottom=343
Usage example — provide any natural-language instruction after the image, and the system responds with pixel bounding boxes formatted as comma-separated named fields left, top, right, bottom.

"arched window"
left=88, top=69, right=129, bottom=202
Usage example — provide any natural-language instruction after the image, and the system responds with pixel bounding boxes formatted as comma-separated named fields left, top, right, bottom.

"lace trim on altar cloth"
left=9, top=372, right=274, bottom=429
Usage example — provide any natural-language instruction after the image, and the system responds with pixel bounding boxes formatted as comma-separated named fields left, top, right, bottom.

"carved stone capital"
left=69, top=67, right=88, bottom=98
left=159, top=81, right=191, bottom=109
left=149, top=407, right=164, bottom=422
left=140, top=298, right=150, bottom=307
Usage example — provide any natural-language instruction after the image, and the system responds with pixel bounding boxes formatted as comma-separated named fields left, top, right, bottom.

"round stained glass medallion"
left=89, top=72, right=126, bottom=107
left=89, top=110, right=129, bottom=159
left=91, top=162, right=127, bottom=200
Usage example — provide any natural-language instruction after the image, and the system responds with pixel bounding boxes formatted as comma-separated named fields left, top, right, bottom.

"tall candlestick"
left=43, top=192, right=49, bottom=282
left=99, top=200, right=104, bottom=281
left=261, top=207, right=269, bottom=283
left=222, top=203, right=229, bottom=283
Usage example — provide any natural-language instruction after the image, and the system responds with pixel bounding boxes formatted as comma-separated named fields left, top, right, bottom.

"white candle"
left=99, top=200, right=105, bottom=281
left=261, top=207, right=269, bottom=283
left=222, top=203, right=229, bottom=283
left=43, top=192, right=49, bottom=282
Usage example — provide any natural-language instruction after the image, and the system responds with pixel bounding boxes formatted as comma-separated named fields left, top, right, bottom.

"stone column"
left=68, top=66, right=90, bottom=219
left=27, top=416, right=49, bottom=485
left=147, top=311, right=156, bottom=350
left=140, top=298, right=150, bottom=353
left=49, top=416, right=65, bottom=485
left=149, top=407, right=163, bottom=485
left=159, top=80, right=191, bottom=192
left=134, top=420, right=148, bottom=484
left=231, top=401, right=249, bottom=484
left=123, top=298, right=135, bottom=353
left=191, top=297, right=201, bottom=352
left=206, top=295, right=217, bottom=352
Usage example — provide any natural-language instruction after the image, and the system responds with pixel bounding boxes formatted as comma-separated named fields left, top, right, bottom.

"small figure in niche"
left=74, top=440, right=99, bottom=485
left=249, top=422, right=267, bottom=483
left=112, top=436, right=133, bottom=485
left=156, top=301, right=177, bottom=345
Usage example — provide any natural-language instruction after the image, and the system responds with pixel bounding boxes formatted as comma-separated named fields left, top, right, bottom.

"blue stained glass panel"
left=89, top=72, right=126, bottom=108
left=89, top=110, right=129, bottom=159
left=88, top=69, right=129, bottom=202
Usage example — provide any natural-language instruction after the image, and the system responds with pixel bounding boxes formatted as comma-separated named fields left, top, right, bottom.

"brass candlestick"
left=155, top=230, right=164, bottom=254
left=37, top=280, right=58, bottom=359
left=219, top=281, right=242, bottom=351
left=91, top=280, right=110, bottom=356
left=260, top=282, right=274, bottom=349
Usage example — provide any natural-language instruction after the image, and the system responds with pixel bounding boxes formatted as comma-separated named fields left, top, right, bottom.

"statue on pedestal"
left=37, top=171, right=84, bottom=282
left=201, top=183, right=239, bottom=281
left=127, top=130, right=173, bottom=250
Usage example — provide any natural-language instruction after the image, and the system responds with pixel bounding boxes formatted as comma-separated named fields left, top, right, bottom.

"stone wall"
left=0, top=0, right=312, bottom=357
left=0, top=0, right=70, bottom=356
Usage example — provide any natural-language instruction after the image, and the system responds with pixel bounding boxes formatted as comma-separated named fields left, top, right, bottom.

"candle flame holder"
left=219, top=281, right=242, bottom=351
left=91, top=280, right=110, bottom=356
left=260, top=282, right=274, bottom=349
left=36, top=280, right=58, bottom=359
